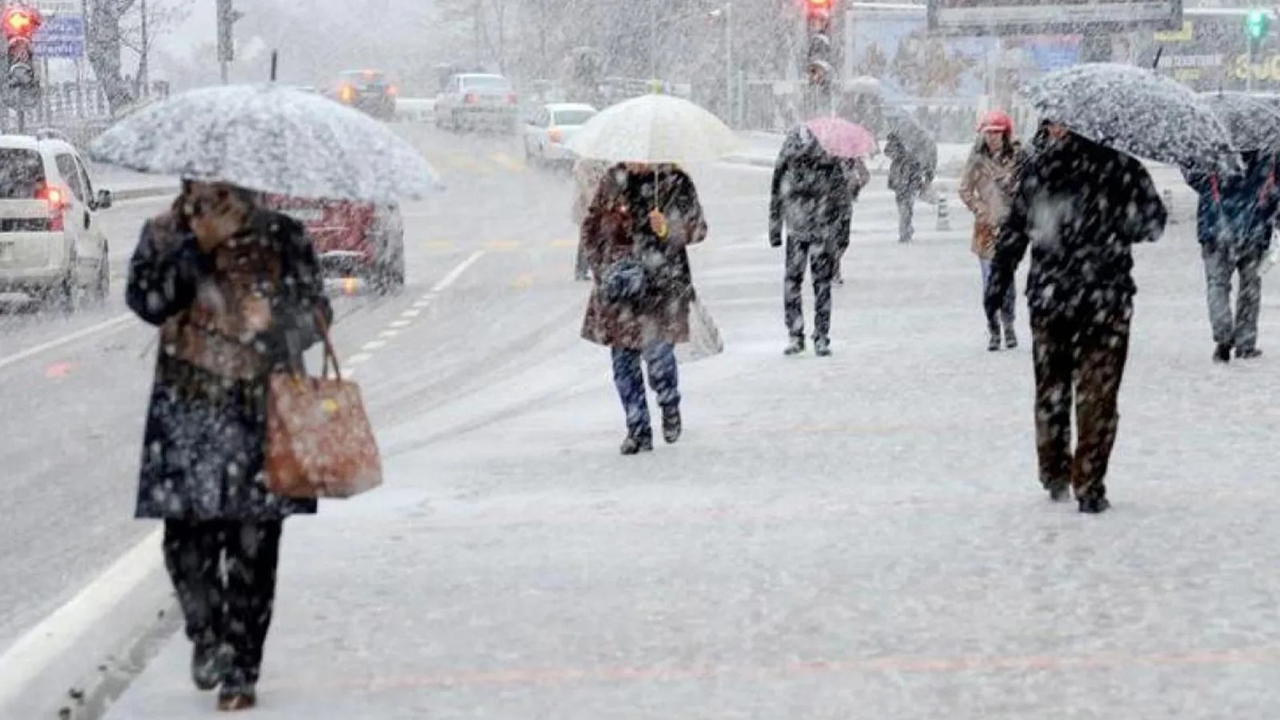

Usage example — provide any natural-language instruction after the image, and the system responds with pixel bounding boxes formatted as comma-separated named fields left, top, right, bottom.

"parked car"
left=434, top=73, right=518, bottom=133
left=522, top=102, right=597, bottom=169
left=332, top=69, right=397, bottom=120
left=262, top=194, right=405, bottom=293
left=0, top=134, right=112, bottom=310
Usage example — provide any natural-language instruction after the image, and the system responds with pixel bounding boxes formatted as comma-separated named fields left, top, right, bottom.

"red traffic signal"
left=2, top=6, right=41, bottom=38
left=804, top=0, right=831, bottom=14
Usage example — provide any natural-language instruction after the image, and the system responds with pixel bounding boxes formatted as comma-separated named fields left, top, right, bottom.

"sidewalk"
left=87, top=163, right=179, bottom=202
left=101, top=180, right=1280, bottom=718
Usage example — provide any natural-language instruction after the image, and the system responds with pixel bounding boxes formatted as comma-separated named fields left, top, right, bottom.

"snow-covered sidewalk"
left=104, top=171, right=1280, bottom=719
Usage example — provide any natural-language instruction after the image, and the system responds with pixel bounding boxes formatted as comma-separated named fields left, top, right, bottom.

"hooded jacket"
left=1182, top=151, right=1280, bottom=254
left=769, top=127, right=861, bottom=252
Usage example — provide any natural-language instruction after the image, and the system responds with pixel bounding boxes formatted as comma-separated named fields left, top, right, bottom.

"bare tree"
left=119, top=0, right=192, bottom=96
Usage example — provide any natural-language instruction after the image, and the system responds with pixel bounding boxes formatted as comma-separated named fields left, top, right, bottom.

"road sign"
left=927, top=0, right=1182, bottom=36
left=33, top=15, right=82, bottom=58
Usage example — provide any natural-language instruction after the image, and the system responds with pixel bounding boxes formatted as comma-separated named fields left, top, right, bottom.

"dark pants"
left=980, top=258, right=1015, bottom=330
left=575, top=243, right=589, bottom=279
left=163, top=519, right=283, bottom=685
left=785, top=236, right=834, bottom=341
left=1203, top=243, right=1263, bottom=352
left=894, top=190, right=916, bottom=243
left=1030, top=303, right=1132, bottom=501
left=611, top=342, right=679, bottom=438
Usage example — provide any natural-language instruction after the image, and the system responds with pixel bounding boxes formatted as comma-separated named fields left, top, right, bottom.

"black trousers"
left=1030, top=303, right=1132, bottom=501
left=784, top=235, right=834, bottom=341
left=163, top=519, right=283, bottom=685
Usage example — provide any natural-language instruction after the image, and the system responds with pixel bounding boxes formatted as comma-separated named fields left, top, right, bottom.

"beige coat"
left=958, top=141, right=1024, bottom=259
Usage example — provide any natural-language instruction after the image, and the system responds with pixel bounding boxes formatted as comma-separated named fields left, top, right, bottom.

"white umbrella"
left=565, top=94, right=740, bottom=164
left=88, top=83, right=443, bottom=202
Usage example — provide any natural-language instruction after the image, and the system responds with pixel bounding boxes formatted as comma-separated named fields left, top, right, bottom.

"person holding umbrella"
left=769, top=122, right=869, bottom=356
left=959, top=109, right=1026, bottom=352
left=987, top=120, right=1167, bottom=514
left=1185, top=93, right=1280, bottom=363
left=884, top=112, right=938, bottom=244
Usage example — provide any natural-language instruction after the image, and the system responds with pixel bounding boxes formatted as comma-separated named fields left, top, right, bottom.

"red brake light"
left=547, top=127, right=563, bottom=143
left=464, top=93, right=477, bottom=104
left=386, top=85, right=398, bottom=96
left=37, top=184, right=67, bottom=231
left=507, top=93, right=518, bottom=104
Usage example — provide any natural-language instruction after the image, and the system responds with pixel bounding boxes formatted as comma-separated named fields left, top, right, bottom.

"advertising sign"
left=928, top=0, right=1182, bottom=36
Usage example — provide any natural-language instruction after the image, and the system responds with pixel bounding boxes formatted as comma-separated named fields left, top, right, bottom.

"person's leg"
left=1031, top=313, right=1074, bottom=501
left=783, top=237, right=809, bottom=354
left=809, top=247, right=835, bottom=355
left=611, top=347, right=653, bottom=454
left=1202, top=244, right=1235, bottom=362
left=896, top=191, right=914, bottom=243
left=1234, top=247, right=1264, bottom=358
left=217, top=520, right=283, bottom=709
left=1071, top=304, right=1132, bottom=514
left=979, top=258, right=1001, bottom=351
left=163, top=519, right=229, bottom=691
left=643, top=341, right=682, bottom=443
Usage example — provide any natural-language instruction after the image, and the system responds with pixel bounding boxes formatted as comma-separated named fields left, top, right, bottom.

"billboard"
left=928, top=0, right=1182, bottom=36
left=1133, top=14, right=1280, bottom=92
left=848, top=14, right=996, bottom=99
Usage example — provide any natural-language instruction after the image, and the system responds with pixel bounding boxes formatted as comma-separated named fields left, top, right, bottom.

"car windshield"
left=463, top=76, right=511, bottom=92
left=553, top=109, right=596, bottom=126
left=0, top=149, right=45, bottom=198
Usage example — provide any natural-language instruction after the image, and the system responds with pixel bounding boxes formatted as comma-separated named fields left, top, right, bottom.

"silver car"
left=434, top=73, right=518, bottom=133
left=522, top=103, right=598, bottom=169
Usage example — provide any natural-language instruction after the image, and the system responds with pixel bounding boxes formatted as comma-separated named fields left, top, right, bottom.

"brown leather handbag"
left=265, top=315, right=382, bottom=499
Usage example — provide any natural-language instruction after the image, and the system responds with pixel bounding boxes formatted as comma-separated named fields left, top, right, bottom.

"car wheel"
left=372, top=240, right=406, bottom=295
left=55, top=249, right=81, bottom=313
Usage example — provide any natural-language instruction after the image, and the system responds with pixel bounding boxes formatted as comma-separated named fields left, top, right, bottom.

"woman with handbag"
left=125, top=180, right=332, bottom=711
left=580, top=161, right=708, bottom=455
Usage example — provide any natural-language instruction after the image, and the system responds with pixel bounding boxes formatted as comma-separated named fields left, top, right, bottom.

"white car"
left=0, top=134, right=113, bottom=309
left=522, top=103, right=598, bottom=168
left=434, top=73, right=518, bottom=132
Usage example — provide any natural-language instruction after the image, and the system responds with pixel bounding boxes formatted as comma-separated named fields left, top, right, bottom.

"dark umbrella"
left=1201, top=91, right=1280, bottom=152
left=881, top=106, right=938, bottom=171
left=1022, top=62, right=1240, bottom=173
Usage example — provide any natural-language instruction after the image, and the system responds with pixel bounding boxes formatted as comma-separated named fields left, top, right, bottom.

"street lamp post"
left=710, top=3, right=733, bottom=125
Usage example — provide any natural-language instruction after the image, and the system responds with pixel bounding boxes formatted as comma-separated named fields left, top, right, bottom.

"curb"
left=721, top=155, right=962, bottom=187
left=51, top=596, right=180, bottom=720
left=109, top=186, right=177, bottom=203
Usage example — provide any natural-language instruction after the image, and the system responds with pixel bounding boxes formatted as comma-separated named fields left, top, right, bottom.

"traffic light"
left=2, top=5, right=41, bottom=99
left=804, top=0, right=834, bottom=88
left=1247, top=9, right=1269, bottom=41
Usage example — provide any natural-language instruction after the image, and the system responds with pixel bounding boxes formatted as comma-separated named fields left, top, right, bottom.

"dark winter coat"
left=580, top=164, right=707, bottom=350
left=885, top=129, right=936, bottom=195
left=988, top=131, right=1167, bottom=319
left=768, top=128, right=865, bottom=254
left=1182, top=151, right=1280, bottom=253
left=126, top=206, right=333, bottom=521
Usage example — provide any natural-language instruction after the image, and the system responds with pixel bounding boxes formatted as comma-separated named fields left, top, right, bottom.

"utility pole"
left=138, top=0, right=148, bottom=95
left=216, top=0, right=241, bottom=84
left=649, top=0, right=658, bottom=79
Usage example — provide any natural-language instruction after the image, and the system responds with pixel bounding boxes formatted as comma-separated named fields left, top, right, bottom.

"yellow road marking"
left=483, top=239, right=522, bottom=252
left=489, top=152, right=528, bottom=172
left=510, top=272, right=536, bottom=289
left=549, top=238, right=577, bottom=248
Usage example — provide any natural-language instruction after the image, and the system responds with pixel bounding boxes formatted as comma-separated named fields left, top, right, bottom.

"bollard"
left=1162, top=188, right=1175, bottom=225
left=936, top=195, right=951, bottom=231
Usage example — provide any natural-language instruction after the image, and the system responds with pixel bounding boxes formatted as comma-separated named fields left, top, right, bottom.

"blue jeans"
left=611, top=342, right=680, bottom=438
left=980, top=258, right=1016, bottom=329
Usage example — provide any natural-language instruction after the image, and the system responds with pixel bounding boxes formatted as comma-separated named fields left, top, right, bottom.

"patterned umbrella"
left=88, top=83, right=443, bottom=202
left=1022, top=63, right=1240, bottom=173
left=1201, top=91, right=1280, bottom=152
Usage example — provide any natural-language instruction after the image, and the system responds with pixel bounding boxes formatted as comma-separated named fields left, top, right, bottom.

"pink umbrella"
left=804, top=117, right=876, bottom=158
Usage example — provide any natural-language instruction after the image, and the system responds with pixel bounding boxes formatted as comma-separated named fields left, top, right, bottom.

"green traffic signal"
left=1247, top=9, right=1269, bottom=40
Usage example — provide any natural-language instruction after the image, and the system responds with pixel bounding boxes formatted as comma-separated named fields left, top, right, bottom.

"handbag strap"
left=314, top=307, right=341, bottom=381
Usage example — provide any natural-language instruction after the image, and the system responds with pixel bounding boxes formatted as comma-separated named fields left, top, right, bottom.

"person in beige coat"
left=959, top=110, right=1026, bottom=351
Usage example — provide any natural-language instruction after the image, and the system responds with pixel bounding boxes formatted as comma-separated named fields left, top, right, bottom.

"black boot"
left=1078, top=494, right=1111, bottom=514
left=987, top=326, right=1001, bottom=352
left=814, top=336, right=832, bottom=357
left=1213, top=343, right=1232, bottom=364
left=1003, top=323, right=1018, bottom=349
left=1237, top=347, right=1263, bottom=360
left=216, top=682, right=257, bottom=712
left=662, top=406, right=682, bottom=444
left=784, top=336, right=805, bottom=356
left=620, top=432, right=654, bottom=455
left=191, top=640, right=229, bottom=692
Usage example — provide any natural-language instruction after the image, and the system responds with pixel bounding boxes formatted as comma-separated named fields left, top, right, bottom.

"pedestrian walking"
left=125, top=181, right=333, bottom=710
left=885, top=124, right=936, bottom=244
left=959, top=109, right=1027, bottom=351
left=1182, top=151, right=1279, bottom=363
left=987, top=121, right=1167, bottom=514
left=571, top=157, right=609, bottom=281
left=580, top=162, right=708, bottom=455
left=769, top=126, right=860, bottom=356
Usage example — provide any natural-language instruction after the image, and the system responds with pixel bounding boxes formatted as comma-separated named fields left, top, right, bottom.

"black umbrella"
left=1022, top=63, right=1240, bottom=173
left=1201, top=92, right=1280, bottom=152
left=882, top=107, right=937, bottom=169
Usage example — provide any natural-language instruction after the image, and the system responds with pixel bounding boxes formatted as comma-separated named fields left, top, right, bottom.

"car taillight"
left=507, top=93, right=518, bottom=104
left=548, top=127, right=563, bottom=143
left=339, top=85, right=354, bottom=102
left=37, top=185, right=67, bottom=231
left=464, top=93, right=477, bottom=104
left=386, top=85, right=398, bottom=96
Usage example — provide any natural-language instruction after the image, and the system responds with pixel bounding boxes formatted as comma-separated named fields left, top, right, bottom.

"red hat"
left=978, top=109, right=1013, bottom=134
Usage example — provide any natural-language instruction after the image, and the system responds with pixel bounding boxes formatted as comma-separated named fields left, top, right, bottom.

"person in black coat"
left=885, top=127, right=936, bottom=244
left=125, top=181, right=332, bottom=710
left=987, top=122, right=1166, bottom=514
left=769, top=126, right=865, bottom=356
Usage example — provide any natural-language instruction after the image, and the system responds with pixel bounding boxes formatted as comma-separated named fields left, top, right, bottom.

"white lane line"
left=389, top=320, right=411, bottom=328
left=0, top=528, right=162, bottom=706
left=412, top=300, right=431, bottom=309
left=400, top=309, right=421, bottom=319
left=379, top=329, right=400, bottom=339
left=0, top=251, right=490, bottom=695
left=0, top=313, right=133, bottom=371
left=361, top=340, right=387, bottom=351
left=346, top=352, right=373, bottom=365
